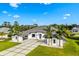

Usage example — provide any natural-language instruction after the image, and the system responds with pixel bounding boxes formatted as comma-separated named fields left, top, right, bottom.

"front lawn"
left=0, top=41, right=19, bottom=51
left=27, top=45, right=65, bottom=56
left=27, top=45, right=79, bottom=56
left=27, top=37, right=79, bottom=56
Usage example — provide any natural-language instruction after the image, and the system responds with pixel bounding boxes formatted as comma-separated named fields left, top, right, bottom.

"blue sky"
left=0, top=3, right=79, bottom=25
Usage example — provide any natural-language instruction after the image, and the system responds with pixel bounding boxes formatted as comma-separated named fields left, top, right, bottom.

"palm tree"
left=44, top=26, right=54, bottom=46
left=2, top=21, right=7, bottom=27
left=56, top=30, right=63, bottom=46
left=56, top=26, right=67, bottom=47
left=13, top=21, right=20, bottom=35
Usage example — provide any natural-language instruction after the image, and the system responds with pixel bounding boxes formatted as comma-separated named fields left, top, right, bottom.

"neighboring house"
left=0, top=27, right=10, bottom=39
left=0, top=27, right=10, bottom=34
left=12, top=27, right=66, bottom=48
left=72, top=27, right=79, bottom=32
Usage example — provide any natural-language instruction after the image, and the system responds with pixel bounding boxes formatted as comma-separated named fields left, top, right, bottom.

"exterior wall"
left=52, top=38, right=60, bottom=47
left=28, top=32, right=45, bottom=40
left=59, top=39, right=65, bottom=48
left=46, top=38, right=65, bottom=48
left=12, top=36, right=17, bottom=42
left=0, top=34, right=8, bottom=38
left=18, top=36, right=23, bottom=42
left=12, top=36, right=23, bottom=43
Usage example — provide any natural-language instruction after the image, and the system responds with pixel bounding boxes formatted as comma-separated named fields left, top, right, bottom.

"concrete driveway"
left=0, top=39, right=40, bottom=56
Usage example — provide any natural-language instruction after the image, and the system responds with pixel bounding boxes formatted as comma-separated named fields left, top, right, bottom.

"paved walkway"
left=0, top=39, right=40, bottom=56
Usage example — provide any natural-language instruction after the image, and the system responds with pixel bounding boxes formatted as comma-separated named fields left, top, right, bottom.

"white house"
left=12, top=28, right=46, bottom=42
left=0, top=27, right=10, bottom=34
left=0, top=27, right=10, bottom=40
left=72, top=27, right=79, bottom=32
left=21, top=27, right=46, bottom=40
left=12, top=27, right=66, bottom=48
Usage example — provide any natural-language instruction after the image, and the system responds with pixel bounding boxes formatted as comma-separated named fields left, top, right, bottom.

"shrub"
left=4, top=38, right=11, bottom=41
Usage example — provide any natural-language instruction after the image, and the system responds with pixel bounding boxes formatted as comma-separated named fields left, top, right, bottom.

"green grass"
left=0, top=41, right=19, bottom=51
left=27, top=45, right=65, bottom=56
left=27, top=45, right=79, bottom=56
left=72, top=32, right=79, bottom=35
left=27, top=38, right=79, bottom=56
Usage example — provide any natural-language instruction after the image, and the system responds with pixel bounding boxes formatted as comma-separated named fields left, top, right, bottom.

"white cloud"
left=43, top=12, right=48, bottom=15
left=63, top=17, right=67, bottom=19
left=43, top=3, right=52, bottom=5
left=9, top=3, right=20, bottom=8
left=63, top=13, right=71, bottom=19
left=2, top=11, right=8, bottom=14
left=13, top=15, right=20, bottom=18
left=64, top=13, right=71, bottom=17
left=40, top=3, right=52, bottom=5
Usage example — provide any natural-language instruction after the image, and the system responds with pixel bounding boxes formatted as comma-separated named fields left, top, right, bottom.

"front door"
left=39, top=34, right=42, bottom=39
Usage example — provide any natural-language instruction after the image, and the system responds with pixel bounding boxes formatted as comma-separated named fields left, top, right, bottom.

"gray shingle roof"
left=0, top=27, right=10, bottom=33
left=20, top=27, right=46, bottom=37
left=72, top=27, right=79, bottom=31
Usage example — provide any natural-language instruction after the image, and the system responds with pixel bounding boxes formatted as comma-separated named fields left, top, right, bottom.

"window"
left=25, top=35, right=27, bottom=37
left=75, top=30, right=78, bottom=32
left=53, top=39, right=56, bottom=43
left=39, top=34, right=42, bottom=39
left=32, top=34, right=35, bottom=37
left=16, top=36, right=18, bottom=39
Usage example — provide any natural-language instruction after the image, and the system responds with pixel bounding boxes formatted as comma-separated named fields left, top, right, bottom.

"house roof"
left=20, top=27, right=46, bottom=37
left=72, top=27, right=79, bottom=30
left=0, top=27, right=10, bottom=33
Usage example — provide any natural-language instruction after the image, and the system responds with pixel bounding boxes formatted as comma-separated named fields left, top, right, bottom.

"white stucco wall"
left=28, top=32, right=45, bottom=40
left=59, top=39, right=65, bottom=48
left=46, top=38, right=65, bottom=48
left=52, top=38, right=59, bottom=47
left=12, top=35, right=23, bottom=43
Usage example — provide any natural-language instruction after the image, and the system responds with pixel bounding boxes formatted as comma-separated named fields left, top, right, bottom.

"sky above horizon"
left=0, top=3, right=79, bottom=25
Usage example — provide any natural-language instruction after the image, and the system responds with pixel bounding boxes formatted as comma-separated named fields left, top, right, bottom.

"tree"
left=32, top=24, right=38, bottom=28
left=13, top=21, right=20, bottom=35
left=7, top=22, right=11, bottom=27
left=72, top=24, right=77, bottom=27
left=44, top=26, right=52, bottom=39
left=8, top=27, right=14, bottom=37
left=14, top=21, right=19, bottom=26
left=2, top=21, right=7, bottom=27
left=2, top=21, right=11, bottom=27
left=19, top=25, right=34, bottom=32
left=44, top=26, right=54, bottom=46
